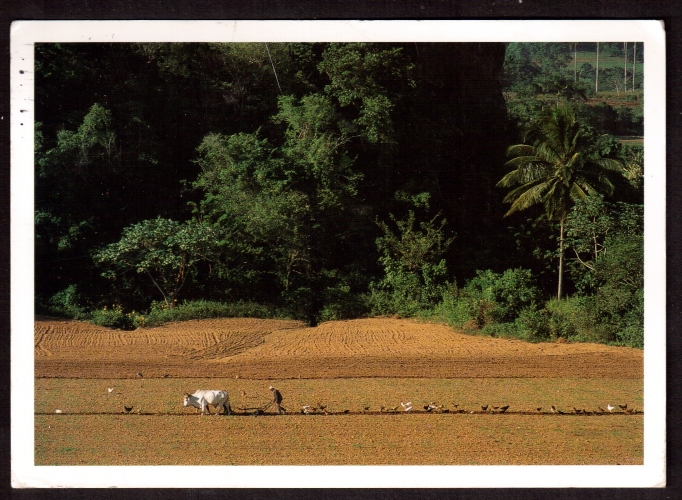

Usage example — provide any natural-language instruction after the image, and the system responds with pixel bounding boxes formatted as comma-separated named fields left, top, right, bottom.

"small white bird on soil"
left=400, top=401, right=413, bottom=412
left=107, top=388, right=114, bottom=393
left=607, top=404, right=615, bottom=412
left=55, top=409, right=62, bottom=414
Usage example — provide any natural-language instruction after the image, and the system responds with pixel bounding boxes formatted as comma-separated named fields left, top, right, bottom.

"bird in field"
left=241, top=390, right=246, bottom=397
left=550, top=405, right=557, bottom=414
left=137, top=408, right=141, bottom=415
left=318, top=404, right=327, bottom=411
left=343, top=409, right=350, bottom=414
left=598, top=407, right=605, bottom=413
left=557, top=409, right=565, bottom=415
left=499, top=405, right=509, bottom=413
left=607, top=404, right=615, bottom=412
left=492, top=406, right=499, bottom=411
left=124, top=406, right=133, bottom=414
left=573, top=407, right=581, bottom=414
left=301, top=405, right=311, bottom=415
left=107, top=387, right=114, bottom=393
left=402, top=403, right=413, bottom=412
left=619, top=403, right=628, bottom=411
left=424, top=404, right=432, bottom=412
left=136, top=372, right=143, bottom=378
left=55, top=409, right=62, bottom=414
left=390, top=406, right=399, bottom=412
left=481, top=405, right=488, bottom=412
left=163, top=374, right=169, bottom=378
left=452, top=403, right=459, bottom=409
left=363, top=406, right=370, bottom=412
left=536, top=407, right=542, bottom=412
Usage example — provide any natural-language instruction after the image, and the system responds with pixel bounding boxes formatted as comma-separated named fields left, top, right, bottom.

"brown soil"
left=35, top=413, right=643, bottom=466
left=33, top=317, right=643, bottom=466
left=35, top=317, right=642, bottom=379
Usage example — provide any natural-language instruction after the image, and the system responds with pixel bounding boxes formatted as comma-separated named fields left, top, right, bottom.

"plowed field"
left=35, top=316, right=642, bottom=379
left=34, top=316, right=643, bottom=466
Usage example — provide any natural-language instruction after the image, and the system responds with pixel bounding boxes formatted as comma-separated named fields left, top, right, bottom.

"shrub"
left=47, top=285, right=87, bottom=319
left=88, top=304, right=135, bottom=330
left=318, top=285, right=370, bottom=322
left=544, top=298, right=582, bottom=340
left=515, top=306, right=551, bottom=342
left=459, top=268, right=539, bottom=325
left=480, top=322, right=518, bottom=339
left=426, top=285, right=472, bottom=326
left=135, top=300, right=282, bottom=327
left=371, top=208, right=454, bottom=317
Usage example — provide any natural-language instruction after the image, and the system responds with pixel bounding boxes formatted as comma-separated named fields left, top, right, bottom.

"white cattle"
left=183, top=390, right=231, bottom=416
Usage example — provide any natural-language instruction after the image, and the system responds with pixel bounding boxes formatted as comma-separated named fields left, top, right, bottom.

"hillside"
left=35, top=317, right=643, bottom=379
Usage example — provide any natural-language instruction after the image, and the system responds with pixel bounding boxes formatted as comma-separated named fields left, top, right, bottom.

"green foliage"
left=132, top=300, right=283, bottom=328
left=370, top=209, right=453, bottom=316
left=46, top=285, right=88, bottom=319
left=88, top=304, right=135, bottom=330
left=565, top=195, right=643, bottom=294
left=460, top=268, right=540, bottom=325
left=499, top=104, right=623, bottom=221
left=318, top=43, right=414, bottom=144
left=498, top=104, right=624, bottom=298
left=273, top=93, right=362, bottom=209
left=94, top=218, right=223, bottom=307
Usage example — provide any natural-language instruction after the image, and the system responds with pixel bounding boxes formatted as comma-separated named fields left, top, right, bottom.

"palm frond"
left=591, top=157, right=625, bottom=172
left=506, top=144, right=535, bottom=158
left=498, top=161, right=552, bottom=187
left=503, top=180, right=553, bottom=216
left=533, top=142, right=562, bottom=165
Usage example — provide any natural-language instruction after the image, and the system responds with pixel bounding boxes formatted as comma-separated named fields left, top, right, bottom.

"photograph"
left=11, top=20, right=665, bottom=488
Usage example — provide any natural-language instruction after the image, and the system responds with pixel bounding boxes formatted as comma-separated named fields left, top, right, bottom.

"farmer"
left=269, top=385, right=284, bottom=414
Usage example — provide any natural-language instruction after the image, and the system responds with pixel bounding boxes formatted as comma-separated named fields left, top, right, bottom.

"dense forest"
left=34, top=42, right=644, bottom=348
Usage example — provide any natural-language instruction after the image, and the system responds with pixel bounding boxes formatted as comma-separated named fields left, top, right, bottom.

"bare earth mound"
left=35, top=317, right=642, bottom=379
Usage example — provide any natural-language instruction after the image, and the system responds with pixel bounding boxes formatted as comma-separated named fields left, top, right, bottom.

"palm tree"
left=497, top=105, right=623, bottom=299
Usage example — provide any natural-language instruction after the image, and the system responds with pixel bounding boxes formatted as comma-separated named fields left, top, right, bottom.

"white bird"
left=107, top=388, right=114, bottom=393
left=301, top=405, right=312, bottom=415
left=55, top=409, right=62, bottom=414
left=607, top=404, right=615, bottom=412
left=400, top=401, right=412, bottom=409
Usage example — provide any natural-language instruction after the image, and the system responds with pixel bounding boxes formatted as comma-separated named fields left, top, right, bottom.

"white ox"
left=183, top=390, right=231, bottom=416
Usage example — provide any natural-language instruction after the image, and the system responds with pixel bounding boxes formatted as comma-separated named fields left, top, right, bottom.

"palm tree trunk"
left=624, top=42, right=628, bottom=92
left=594, top=42, right=599, bottom=92
left=557, top=212, right=565, bottom=300
left=632, top=42, right=637, bottom=91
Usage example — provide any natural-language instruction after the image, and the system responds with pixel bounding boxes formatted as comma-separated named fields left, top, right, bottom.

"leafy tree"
left=371, top=207, right=454, bottom=316
left=318, top=42, right=414, bottom=144
left=497, top=104, right=623, bottom=299
left=564, top=194, right=642, bottom=294
left=94, top=217, right=223, bottom=308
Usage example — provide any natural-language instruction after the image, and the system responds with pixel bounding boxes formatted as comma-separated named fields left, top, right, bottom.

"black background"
left=1, top=1, right=679, bottom=499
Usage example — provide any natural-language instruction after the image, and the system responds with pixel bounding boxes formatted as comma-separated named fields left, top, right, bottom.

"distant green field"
left=572, top=51, right=643, bottom=71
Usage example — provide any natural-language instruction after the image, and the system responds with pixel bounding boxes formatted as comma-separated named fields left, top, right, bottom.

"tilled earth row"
left=35, top=351, right=641, bottom=379
left=34, top=317, right=642, bottom=379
